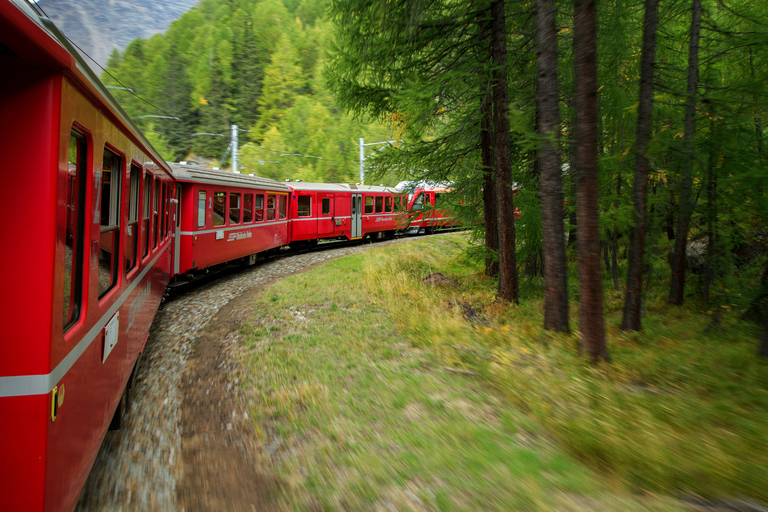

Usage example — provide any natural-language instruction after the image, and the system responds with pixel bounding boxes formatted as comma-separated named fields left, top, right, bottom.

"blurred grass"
left=241, top=234, right=766, bottom=510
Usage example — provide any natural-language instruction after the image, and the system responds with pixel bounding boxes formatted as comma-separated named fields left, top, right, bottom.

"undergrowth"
left=364, top=235, right=768, bottom=503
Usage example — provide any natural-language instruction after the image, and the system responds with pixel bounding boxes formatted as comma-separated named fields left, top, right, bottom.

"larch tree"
left=621, top=0, right=659, bottom=331
left=669, top=0, right=702, bottom=306
left=574, top=0, right=607, bottom=362
left=491, top=0, right=519, bottom=303
left=536, top=0, right=568, bottom=330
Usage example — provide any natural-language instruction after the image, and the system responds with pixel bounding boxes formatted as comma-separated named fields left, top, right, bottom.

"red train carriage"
left=170, top=162, right=291, bottom=278
left=398, top=183, right=461, bottom=235
left=0, top=2, right=175, bottom=511
left=286, top=182, right=405, bottom=245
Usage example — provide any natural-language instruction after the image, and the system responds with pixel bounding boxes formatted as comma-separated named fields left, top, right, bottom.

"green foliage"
left=101, top=0, right=389, bottom=180
left=365, top=236, right=768, bottom=503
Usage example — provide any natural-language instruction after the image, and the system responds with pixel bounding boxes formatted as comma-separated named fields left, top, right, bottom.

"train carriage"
left=399, top=183, right=461, bottom=235
left=287, top=182, right=405, bottom=245
left=170, top=162, right=291, bottom=277
left=0, top=2, right=176, bottom=511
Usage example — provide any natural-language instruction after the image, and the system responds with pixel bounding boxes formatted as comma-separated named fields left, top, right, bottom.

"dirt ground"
left=177, top=282, right=284, bottom=512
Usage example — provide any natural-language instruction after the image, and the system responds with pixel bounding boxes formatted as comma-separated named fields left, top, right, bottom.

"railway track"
left=74, top=232, right=455, bottom=511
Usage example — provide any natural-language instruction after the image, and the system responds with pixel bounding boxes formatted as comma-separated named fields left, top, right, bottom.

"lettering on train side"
left=227, top=230, right=253, bottom=242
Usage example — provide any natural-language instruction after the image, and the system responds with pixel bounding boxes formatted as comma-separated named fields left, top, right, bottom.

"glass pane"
left=243, top=194, right=253, bottom=223
left=365, top=196, right=373, bottom=214
left=143, top=175, right=151, bottom=257
left=385, top=196, right=392, bottom=213
left=198, top=191, right=206, bottom=228
left=153, top=180, right=160, bottom=247
left=322, top=198, right=330, bottom=215
left=297, top=196, right=311, bottom=217
left=267, top=195, right=275, bottom=221
left=279, top=195, right=287, bottom=219
left=213, top=191, right=226, bottom=226
left=99, top=148, right=121, bottom=298
left=375, top=196, right=383, bottom=213
left=229, top=193, right=241, bottom=224
left=64, top=131, right=86, bottom=330
left=254, top=194, right=264, bottom=222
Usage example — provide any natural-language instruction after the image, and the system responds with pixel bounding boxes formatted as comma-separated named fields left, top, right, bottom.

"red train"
left=0, top=2, right=176, bottom=511
left=0, top=2, right=460, bottom=511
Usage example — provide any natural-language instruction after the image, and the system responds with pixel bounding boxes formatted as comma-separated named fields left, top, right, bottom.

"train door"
left=173, top=184, right=181, bottom=276
left=318, top=193, right=334, bottom=235
left=351, top=193, right=362, bottom=239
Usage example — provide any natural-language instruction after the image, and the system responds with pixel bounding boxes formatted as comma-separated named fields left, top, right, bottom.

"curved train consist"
left=0, top=1, right=458, bottom=511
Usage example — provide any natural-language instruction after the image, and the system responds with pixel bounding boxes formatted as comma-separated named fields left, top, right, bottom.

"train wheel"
left=108, top=384, right=129, bottom=430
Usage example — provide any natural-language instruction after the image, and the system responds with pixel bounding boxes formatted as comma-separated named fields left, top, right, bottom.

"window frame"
left=254, top=194, right=264, bottom=222
left=98, top=146, right=123, bottom=300
left=198, top=190, right=207, bottom=228
left=266, top=195, right=276, bottom=221
left=213, top=191, right=226, bottom=226
left=63, top=128, right=88, bottom=333
left=364, top=196, right=374, bottom=214
left=125, top=163, right=141, bottom=274
left=243, top=193, right=253, bottom=223
left=297, top=195, right=311, bottom=217
left=229, top=192, right=241, bottom=225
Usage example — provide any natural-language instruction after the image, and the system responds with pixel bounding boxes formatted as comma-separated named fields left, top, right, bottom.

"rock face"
left=36, top=0, right=198, bottom=68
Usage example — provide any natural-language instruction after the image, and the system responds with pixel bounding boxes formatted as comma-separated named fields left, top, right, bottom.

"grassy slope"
left=240, top=234, right=766, bottom=511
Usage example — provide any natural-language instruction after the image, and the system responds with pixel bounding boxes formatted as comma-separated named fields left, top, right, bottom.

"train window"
left=297, top=196, right=311, bottom=217
left=266, top=195, right=275, bottom=221
left=213, top=191, right=226, bottom=226
left=198, top=191, right=206, bottom=228
left=165, top=184, right=171, bottom=238
left=365, top=196, right=373, bottom=214
left=322, top=198, right=331, bottom=215
left=375, top=196, right=383, bottom=213
left=63, top=131, right=87, bottom=331
left=254, top=194, right=264, bottom=222
left=143, top=174, right=152, bottom=257
left=229, top=193, right=241, bottom=224
left=385, top=196, right=392, bottom=213
left=435, top=193, right=445, bottom=207
left=243, top=194, right=253, bottom=223
left=279, top=195, right=287, bottom=219
left=126, top=164, right=140, bottom=273
left=98, top=149, right=122, bottom=298
left=412, top=193, right=424, bottom=211
left=394, top=194, right=406, bottom=212
left=153, top=179, right=160, bottom=248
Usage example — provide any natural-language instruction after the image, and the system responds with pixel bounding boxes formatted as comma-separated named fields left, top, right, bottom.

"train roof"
left=169, top=162, right=291, bottom=192
left=287, top=182, right=399, bottom=194
left=1, top=0, right=173, bottom=177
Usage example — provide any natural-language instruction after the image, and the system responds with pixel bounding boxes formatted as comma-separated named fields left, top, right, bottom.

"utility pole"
left=359, top=138, right=400, bottom=184
left=359, top=138, right=365, bottom=183
left=232, top=124, right=239, bottom=172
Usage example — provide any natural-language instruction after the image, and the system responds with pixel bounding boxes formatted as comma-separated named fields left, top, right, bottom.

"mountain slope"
left=36, top=0, right=198, bottom=68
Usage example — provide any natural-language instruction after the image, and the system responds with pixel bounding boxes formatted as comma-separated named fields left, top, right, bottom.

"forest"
left=103, top=0, right=768, bottom=359
left=102, top=0, right=389, bottom=183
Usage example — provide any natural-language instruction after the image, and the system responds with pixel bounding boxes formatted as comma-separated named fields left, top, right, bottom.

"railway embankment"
left=74, top=235, right=434, bottom=511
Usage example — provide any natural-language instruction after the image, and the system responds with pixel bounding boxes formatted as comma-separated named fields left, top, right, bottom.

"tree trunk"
left=702, top=122, right=718, bottom=305
left=536, top=0, right=569, bottom=331
left=491, top=0, right=518, bottom=303
left=481, top=95, right=499, bottom=277
left=621, top=0, right=659, bottom=331
left=574, top=0, right=607, bottom=363
left=669, top=0, right=701, bottom=306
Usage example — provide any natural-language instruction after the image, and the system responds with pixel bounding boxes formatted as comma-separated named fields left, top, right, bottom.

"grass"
left=240, top=234, right=767, bottom=510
